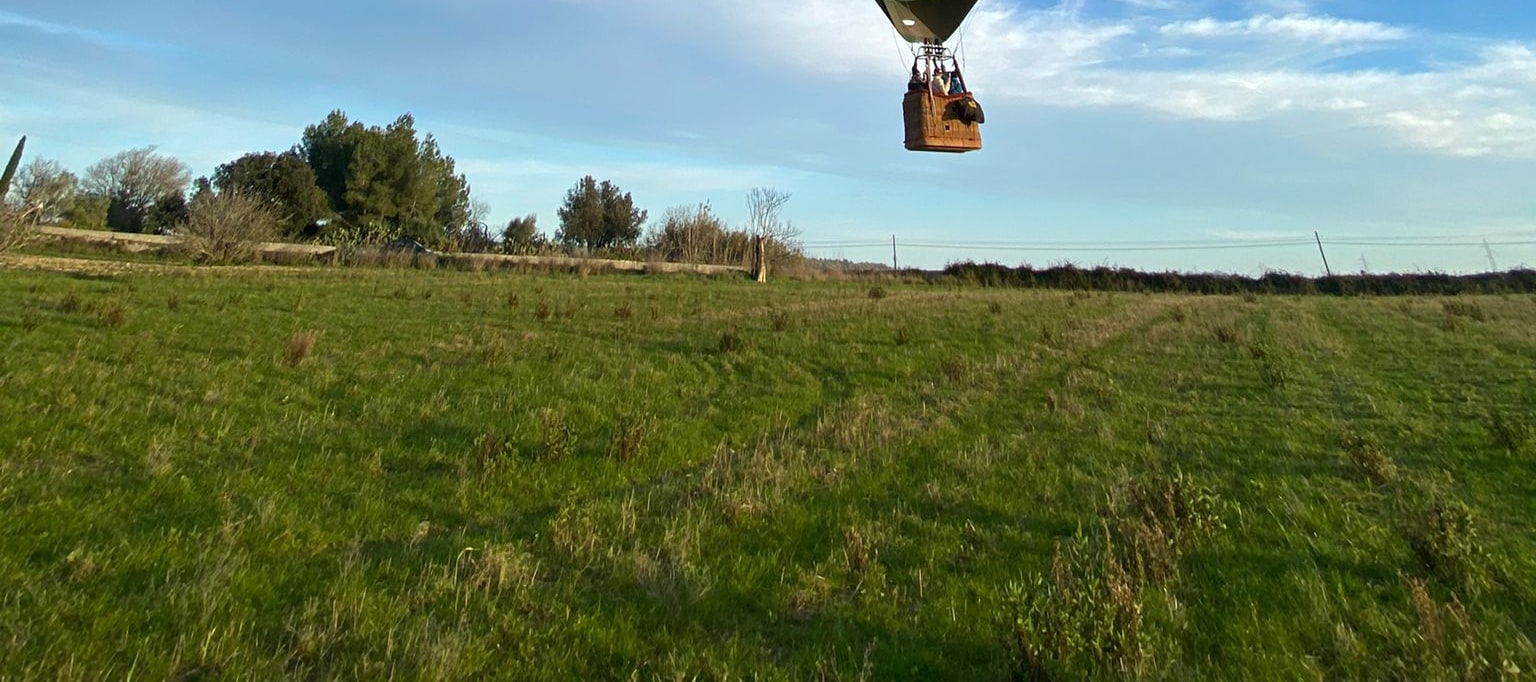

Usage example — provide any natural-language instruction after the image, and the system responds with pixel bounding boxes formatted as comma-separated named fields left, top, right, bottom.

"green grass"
left=1, top=262, right=1534, bottom=679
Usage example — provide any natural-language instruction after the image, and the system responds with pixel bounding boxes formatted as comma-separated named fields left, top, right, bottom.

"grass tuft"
left=1484, top=410, right=1529, bottom=454
left=608, top=414, right=654, bottom=461
left=282, top=330, right=318, bottom=367
left=539, top=408, right=573, bottom=461
left=1442, top=300, right=1486, bottom=322
left=719, top=331, right=746, bottom=354
left=97, top=303, right=128, bottom=328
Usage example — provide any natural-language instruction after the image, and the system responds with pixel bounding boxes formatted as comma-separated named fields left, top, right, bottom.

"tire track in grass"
left=460, top=293, right=1176, bottom=678
left=1284, top=298, right=1536, bottom=669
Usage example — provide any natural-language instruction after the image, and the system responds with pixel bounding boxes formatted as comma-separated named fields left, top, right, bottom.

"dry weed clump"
left=458, top=545, right=540, bottom=596
left=96, top=303, right=128, bottom=328
left=1003, top=471, right=1227, bottom=680
left=57, top=291, right=82, bottom=314
left=1341, top=431, right=1398, bottom=485
left=770, top=309, right=791, bottom=332
left=282, top=330, right=318, bottom=367
left=1402, top=575, right=1527, bottom=677
left=608, top=413, right=654, bottom=461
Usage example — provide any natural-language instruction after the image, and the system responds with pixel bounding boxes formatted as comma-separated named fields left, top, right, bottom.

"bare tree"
left=8, top=159, right=78, bottom=224
left=82, top=147, right=190, bottom=233
left=745, top=187, right=803, bottom=272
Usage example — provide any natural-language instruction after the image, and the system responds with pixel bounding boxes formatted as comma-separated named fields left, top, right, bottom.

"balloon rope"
left=890, top=29, right=912, bottom=75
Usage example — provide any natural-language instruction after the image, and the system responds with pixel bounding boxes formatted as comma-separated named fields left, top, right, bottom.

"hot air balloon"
left=876, top=0, right=985, bottom=153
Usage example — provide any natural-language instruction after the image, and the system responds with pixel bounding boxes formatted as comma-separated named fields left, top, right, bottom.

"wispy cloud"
left=0, top=9, right=176, bottom=52
left=1159, top=14, right=1409, bottom=44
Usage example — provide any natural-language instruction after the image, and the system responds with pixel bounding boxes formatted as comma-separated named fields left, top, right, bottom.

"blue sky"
left=2, top=0, right=1533, bottom=273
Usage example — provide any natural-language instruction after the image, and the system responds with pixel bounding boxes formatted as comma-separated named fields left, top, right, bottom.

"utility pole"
left=1315, top=231, right=1333, bottom=277
left=1483, top=239, right=1499, bottom=272
left=891, top=235, right=899, bottom=271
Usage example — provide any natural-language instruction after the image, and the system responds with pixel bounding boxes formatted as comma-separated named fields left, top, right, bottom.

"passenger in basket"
left=948, top=70, right=966, bottom=95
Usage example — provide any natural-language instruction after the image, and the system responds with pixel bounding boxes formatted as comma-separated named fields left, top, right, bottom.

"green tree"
left=65, top=195, right=110, bottom=230
left=82, top=147, right=190, bottom=233
left=212, top=152, right=330, bottom=238
left=298, top=111, right=471, bottom=246
left=556, top=176, right=646, bottom=250
left=299, top=110, right=365, bottom=214
left=6, top=158, right=77, bottom=224
left=501, top=214, right=541, bottom=253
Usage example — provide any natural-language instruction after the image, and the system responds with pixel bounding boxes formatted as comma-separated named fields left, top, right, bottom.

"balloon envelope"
left=876, top=0, right=980, bottom=44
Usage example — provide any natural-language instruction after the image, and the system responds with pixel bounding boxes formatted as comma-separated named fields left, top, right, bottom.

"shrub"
left=181, top=190, right=278, bottom=264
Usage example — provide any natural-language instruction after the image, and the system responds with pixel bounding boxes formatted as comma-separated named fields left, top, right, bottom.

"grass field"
left=1, top=260, right=1533, bottom=679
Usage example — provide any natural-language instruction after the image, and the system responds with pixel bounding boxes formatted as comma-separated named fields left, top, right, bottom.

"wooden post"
left=753, top=235, right=767, bottom=283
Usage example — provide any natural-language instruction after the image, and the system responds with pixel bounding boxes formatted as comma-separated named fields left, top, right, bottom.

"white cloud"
left=1160, top=14, right=1409, bottom=44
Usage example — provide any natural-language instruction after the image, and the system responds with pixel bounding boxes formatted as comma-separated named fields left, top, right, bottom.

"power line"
left=799, top=235, right=1536, bottom=254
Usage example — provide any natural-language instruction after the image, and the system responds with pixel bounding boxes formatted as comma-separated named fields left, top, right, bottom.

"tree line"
left=2, top=111, right=801, bottom=266
left=944, top=262, right=1536, bottom=296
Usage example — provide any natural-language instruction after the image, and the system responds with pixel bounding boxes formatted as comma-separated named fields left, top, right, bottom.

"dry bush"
left=181, top=191, right=277, bottom=264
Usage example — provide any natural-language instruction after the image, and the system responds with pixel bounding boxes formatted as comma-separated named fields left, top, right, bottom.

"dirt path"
left=0, top=254, right=179, bottom=276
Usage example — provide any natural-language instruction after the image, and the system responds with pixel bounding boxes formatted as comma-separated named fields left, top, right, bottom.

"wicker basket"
left=903, top=90, right=982, bottom=153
